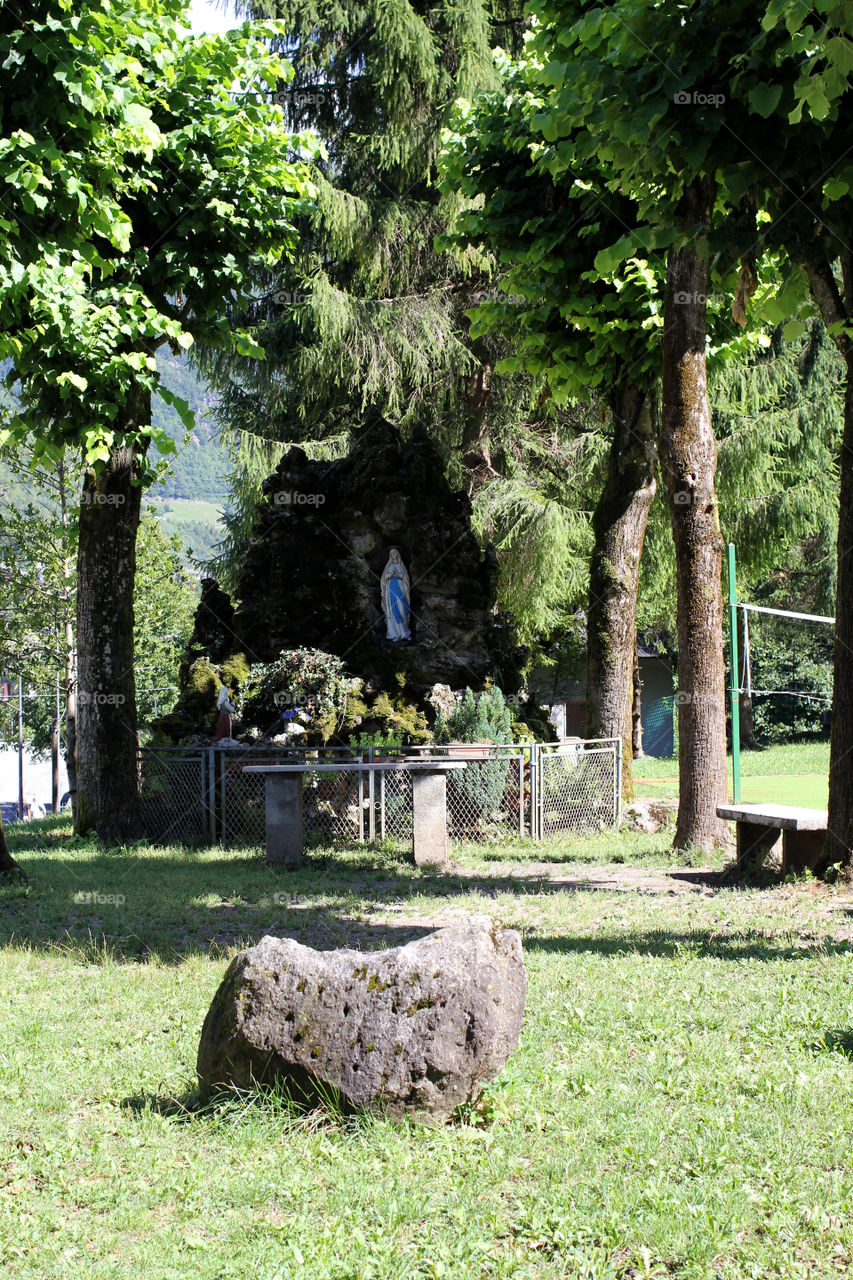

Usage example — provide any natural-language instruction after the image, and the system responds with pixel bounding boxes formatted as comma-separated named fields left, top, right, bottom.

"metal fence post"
left=518, top=750, right=524, bottom=839
left=207, top=747, right=216, bottom=843
left=615, top=739, right=622, bottom=828
left=368, top=747, right=376, bottom=845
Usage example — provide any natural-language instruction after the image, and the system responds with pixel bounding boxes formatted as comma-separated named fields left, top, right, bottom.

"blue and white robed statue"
left=381, top=548, right=411, bottom=641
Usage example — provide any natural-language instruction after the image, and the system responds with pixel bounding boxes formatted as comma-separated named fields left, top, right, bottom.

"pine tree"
left=199, top=1, right=567, bottom=587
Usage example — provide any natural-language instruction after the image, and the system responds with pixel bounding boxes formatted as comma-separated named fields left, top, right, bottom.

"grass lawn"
left=633, top=741, right=830, bottom=809
left=3, top=817, right=853, bottom=1278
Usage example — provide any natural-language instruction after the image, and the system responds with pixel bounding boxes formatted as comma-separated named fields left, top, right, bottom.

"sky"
left=188, top=0, right=239, bottom=35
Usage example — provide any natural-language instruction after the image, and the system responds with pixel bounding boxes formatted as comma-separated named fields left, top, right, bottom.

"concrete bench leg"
left=736, top=821, right=782, bottom=873
left=265, top=773, right=303, bottom=866
left=782, top=829, right=825, bottom=875
left=411, top=770, right=448, bottom=867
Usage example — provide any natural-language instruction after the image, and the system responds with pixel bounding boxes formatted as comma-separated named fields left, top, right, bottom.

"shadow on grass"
left=122, top=1078, right=366, bottom=1132
left=525, top=929, right=853, bottom=961
left=0, top=824, right=821, bottom=965
left=810, top=1029, right=853, bottom=1059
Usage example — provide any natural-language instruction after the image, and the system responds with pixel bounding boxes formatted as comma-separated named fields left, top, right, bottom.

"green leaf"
left=748, top=84, right=783, bottom=118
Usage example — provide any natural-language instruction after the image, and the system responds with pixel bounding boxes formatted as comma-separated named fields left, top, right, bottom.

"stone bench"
left=243, top=761, right=467, bottom=869
left=717, top=803, right=827, bottom=875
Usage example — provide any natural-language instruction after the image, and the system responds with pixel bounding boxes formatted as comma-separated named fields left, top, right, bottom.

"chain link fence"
left=136, top=739, right=620, bottom=849
left=138, top=748, right=209, bottom=845
left=536, top=741, right=621, bottom=837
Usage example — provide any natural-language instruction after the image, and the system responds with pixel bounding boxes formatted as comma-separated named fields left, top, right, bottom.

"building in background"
left=531, top=642, right=675, bottom=757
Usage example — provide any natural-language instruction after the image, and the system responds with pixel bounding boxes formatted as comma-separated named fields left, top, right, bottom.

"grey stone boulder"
left=197, top=915, right=526, bottom=1122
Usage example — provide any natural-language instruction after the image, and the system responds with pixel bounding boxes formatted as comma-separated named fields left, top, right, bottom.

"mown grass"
left=634, top=741, right=830, bottom=808
left=3, top=818, right=853, bottom=1278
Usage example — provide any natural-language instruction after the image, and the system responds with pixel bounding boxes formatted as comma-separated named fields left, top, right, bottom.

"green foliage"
left=348, top=731, right=403, bottom=752
left=133, top=511, right=199, bottom=726
left=198, top=0, right=597, bottom=625
left=0, top=438, right=196, bottom=749
left=636, top=317, right=844, bottom=638
left=367, top=694, right=431, bottom=746
left=436, top=685, right=514, bottom=745
left=434, top=687, right=514, bottom=826
left=241, top=648, right=361, bottom=740
left=0, top=0, right=314, bottom=472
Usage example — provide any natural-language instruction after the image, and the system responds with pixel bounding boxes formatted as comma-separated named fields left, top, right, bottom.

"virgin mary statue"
left=381, top=548, right=411, bottom=641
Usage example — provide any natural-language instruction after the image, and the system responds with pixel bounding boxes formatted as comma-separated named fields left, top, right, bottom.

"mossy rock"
left=178, top=658, right=221, bottom=723
left=342, top=692, right=368, bottom=730
left=221, top=652, right=251, bottom=689
left=365, top=692, right=431, bottom=744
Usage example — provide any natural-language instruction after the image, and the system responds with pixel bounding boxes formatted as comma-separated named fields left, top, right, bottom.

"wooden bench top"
left=243, top=761, right=468, bottom=774
left=717, top=803, right=827, bottom=832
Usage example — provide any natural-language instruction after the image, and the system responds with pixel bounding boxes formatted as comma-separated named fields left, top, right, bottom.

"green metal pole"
left=728, top=542, right=741, bottom=803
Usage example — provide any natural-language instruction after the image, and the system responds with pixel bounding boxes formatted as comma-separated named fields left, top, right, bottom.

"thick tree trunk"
left=74, top=388, right=148, bottom=842
left=632, top=638, right=644, bottom=759
left=59, top=458, right=78, bottom=821
left=585, top=379, right=658, bottom=801
left=0, top=815, right=23, bottom=877
left=659, top=180, right=728, bottom=850
left=804, top=255, right=853, bottom=872
left=826, top=360, right=853, bottom=869
left=65, top=623, right=77, bottom=822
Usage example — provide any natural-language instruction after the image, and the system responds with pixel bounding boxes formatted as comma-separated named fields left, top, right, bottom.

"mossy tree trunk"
left=632, top=637, right=644, bottom=759
left=0, top=813, right=23, bottom=876
left=585, top=379, right=658, bottom=800
left=659, top=179, right=728, bottom=851
left=803, top=253, right=853, bottom=873
left=461, top=364, right=496, bottom=486
left=74, top=388, right=148, bottom=842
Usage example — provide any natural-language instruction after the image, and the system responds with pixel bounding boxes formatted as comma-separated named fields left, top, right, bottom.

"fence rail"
left=137, top=739, right=621, bottom=849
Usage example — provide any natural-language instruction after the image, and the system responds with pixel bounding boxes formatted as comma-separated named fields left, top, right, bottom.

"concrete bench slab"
left=717, top=803, right=827, bottom=875
left=244, top=761, right=467, bottom=868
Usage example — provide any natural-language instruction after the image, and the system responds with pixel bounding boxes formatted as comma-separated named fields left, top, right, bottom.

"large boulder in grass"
left=197, top=916, right=526, bottom=1123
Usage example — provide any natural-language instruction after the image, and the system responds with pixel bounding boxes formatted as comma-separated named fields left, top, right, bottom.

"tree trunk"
left=65, top=621, right=77, bottom=822
left=59, top=456, right=78, bottom=821
left=632, top=637, right=644, bottom=759
left=585, top=379, right=658, bottom=801
left=74, top=388, right=148, bottom=842
left=659, top=180, right=728, bottom=850
left=803, top=254, right=853, bottom=871
left=0, top=814, right=23, bottom=877
left=462, top=364, right=496, bottom=489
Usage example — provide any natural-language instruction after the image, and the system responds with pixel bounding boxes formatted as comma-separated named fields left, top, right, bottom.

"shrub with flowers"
left=241, top=648, right=363, bottom=741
